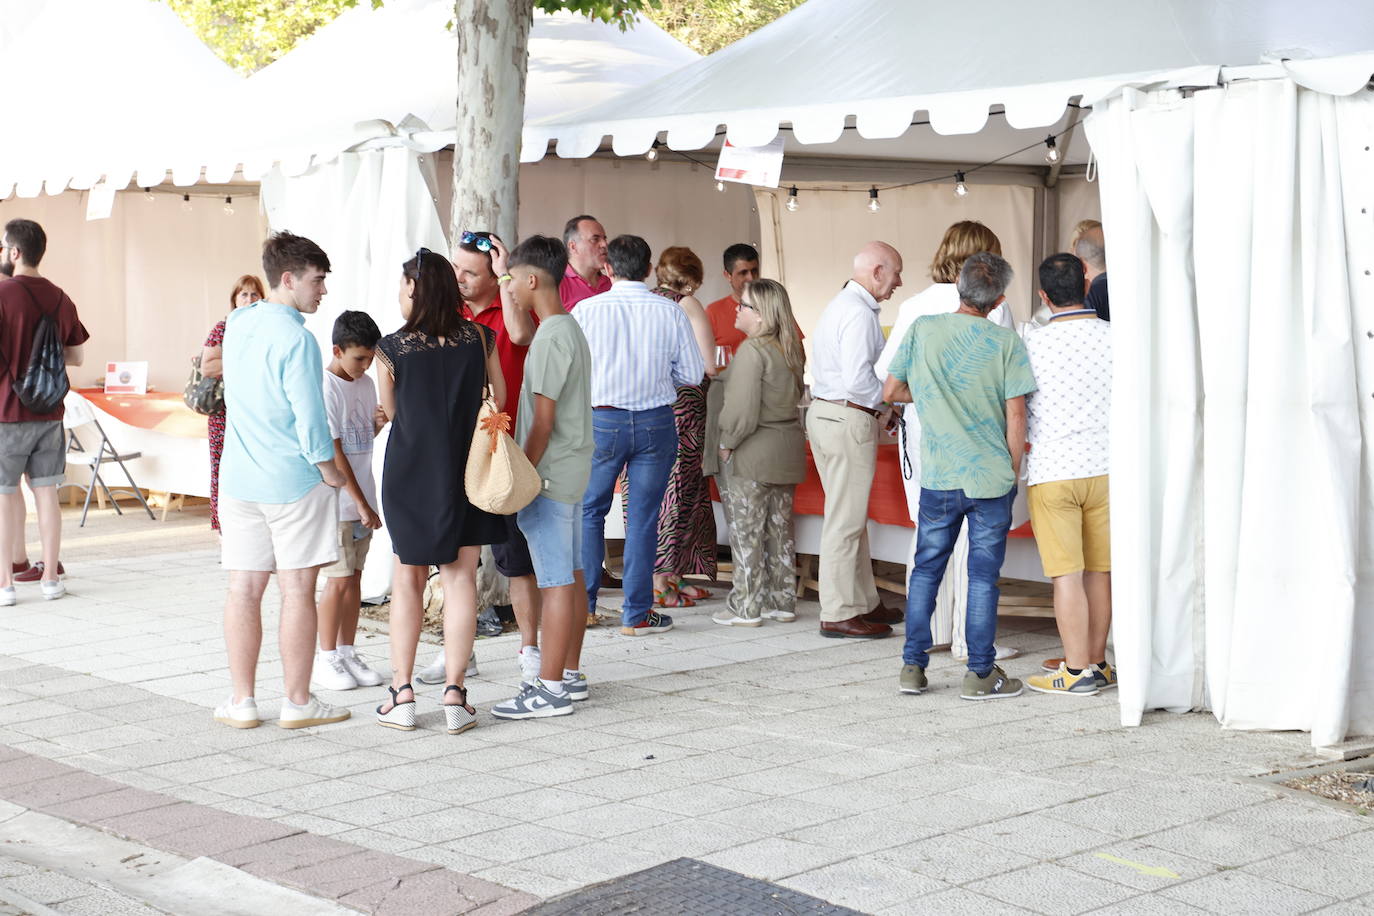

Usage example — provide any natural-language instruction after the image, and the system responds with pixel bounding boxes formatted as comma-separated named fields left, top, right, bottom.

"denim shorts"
left=517, top=495, right=582, bottom=589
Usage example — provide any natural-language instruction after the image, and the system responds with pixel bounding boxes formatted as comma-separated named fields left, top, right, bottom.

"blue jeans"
left=903, top=486, right=1015, bottom=675
left=581, top=406, right=678, bottom=625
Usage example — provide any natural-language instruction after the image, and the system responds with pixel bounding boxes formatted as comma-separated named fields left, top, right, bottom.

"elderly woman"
left=874, top=220, right=1019, bottom=662
left=708, top=279, right=806, bottom=626
left=200, top=274, right=264, bottom=532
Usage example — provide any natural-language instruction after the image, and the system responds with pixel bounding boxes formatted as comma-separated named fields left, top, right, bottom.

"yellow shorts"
left=1027, top=475, right=1110, bottom=578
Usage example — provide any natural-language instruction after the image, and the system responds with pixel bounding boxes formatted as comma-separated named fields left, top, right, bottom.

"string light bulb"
left=785, top=185, right=799, bottom=212
left=715, top=180, right=726, bottom=192
left=143, top=187, right=154, bottom=202
left=954, top=171, right=969, bottom=197
left=223, top=196, right=234, bottom=216
left=866, top=187, right=881, bottom=213
left=181, top=194, right=193, bottom=212
left=645, top=140, right=660, bottom=162
left=1043, top=134, right=1060, bottom=164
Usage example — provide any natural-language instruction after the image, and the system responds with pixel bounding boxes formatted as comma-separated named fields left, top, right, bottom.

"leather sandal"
left=444, top=684, right=477, bottom=735
left=675, top=578, right=711, bottom=601
left=377, top=683, right=416, bottom=731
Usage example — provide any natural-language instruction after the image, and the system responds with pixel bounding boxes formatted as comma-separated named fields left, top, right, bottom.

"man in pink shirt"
left=558, top=215, right=611, bottom=311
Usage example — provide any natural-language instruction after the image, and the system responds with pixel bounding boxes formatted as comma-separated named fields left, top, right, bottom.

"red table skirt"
left=77, top=389, right=207, bottom=439
left=711, top=441, right=1033, bottom=538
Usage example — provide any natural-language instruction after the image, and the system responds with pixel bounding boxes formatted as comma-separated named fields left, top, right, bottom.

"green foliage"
left=163, top=0, right=790, bottom=72
left=647, top=0, right=805, bottom=53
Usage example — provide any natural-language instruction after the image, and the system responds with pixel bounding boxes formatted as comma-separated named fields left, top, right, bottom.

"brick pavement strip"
left=0, top=746, right=537, bottom=914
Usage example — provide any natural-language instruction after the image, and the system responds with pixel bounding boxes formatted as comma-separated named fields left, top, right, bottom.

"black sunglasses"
left=414, top=247, right=432, bottom=281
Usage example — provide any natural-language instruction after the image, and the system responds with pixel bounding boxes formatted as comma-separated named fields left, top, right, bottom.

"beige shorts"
left=220, top=483, right=339, bottom=572
left=321, top=522, right=373, bottom=578
left=1027, top=475, right=1111, bottom=578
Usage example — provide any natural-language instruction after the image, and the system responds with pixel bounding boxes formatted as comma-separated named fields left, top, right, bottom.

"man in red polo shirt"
left=558, top=215, right=611, bottom=311
left=704, top=242, right=760, bottom=352
left=417, top=230, right=543, bottom=690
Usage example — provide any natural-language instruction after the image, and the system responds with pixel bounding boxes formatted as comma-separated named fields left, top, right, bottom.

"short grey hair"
left=956, top=252, right=1014, bottom=314
left=1073, top=235, right=1106, bottom=271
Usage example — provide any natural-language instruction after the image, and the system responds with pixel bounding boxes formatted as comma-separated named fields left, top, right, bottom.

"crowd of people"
left=0, top=208, right=1113, bottom=732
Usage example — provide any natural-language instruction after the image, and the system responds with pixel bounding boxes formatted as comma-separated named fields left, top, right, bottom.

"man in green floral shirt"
left=881, top=252, right=1036, bottom=700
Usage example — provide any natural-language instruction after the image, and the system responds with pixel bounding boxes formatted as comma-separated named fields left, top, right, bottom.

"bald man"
left=806, top=242, right=904, bottom=638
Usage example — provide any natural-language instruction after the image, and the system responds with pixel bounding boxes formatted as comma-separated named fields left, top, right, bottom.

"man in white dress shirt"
left=807, top=242, right=904, bottom=639
left=575, top=235, right=705, bottom=637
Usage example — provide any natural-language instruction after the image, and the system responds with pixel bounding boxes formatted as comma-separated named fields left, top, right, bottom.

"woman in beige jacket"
left=710, top=279, right=807, bottom=626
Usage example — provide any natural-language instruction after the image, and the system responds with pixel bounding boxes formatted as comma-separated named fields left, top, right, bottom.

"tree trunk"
left=452, top=0, right=535, bottom=246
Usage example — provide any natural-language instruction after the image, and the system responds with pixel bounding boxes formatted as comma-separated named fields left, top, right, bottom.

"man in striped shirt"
left=574, top=235, right=705, bottom=636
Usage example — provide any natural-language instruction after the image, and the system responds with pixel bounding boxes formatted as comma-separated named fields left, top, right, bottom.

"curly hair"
left=655, top=246, right=704, bottom=293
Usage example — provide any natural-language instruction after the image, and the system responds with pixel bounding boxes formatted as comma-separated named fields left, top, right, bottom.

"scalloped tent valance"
left=520, top=0, right=1374, bottom=165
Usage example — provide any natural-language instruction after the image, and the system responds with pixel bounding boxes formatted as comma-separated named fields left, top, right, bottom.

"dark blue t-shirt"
left=1087, top=272, right=1110, bottom=322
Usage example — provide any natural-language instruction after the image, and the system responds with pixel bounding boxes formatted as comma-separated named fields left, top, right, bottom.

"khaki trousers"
left=805, top=399, right=879, bottom=622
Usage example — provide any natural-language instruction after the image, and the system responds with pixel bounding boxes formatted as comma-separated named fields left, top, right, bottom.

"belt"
left=817, top=397, right=881, bottom=418
left=592, top=406, right=624, bottom=410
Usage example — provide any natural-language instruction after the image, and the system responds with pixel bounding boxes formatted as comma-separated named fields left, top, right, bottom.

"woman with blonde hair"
left=200, top=274, right=265, bottom=532
left=707, top=278, right=806, bottom=626
left=874, top=220, right=1019, bottom=662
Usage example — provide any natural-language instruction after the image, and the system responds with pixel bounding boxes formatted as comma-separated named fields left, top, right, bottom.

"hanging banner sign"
left=715, top=137, right=785, bottom=188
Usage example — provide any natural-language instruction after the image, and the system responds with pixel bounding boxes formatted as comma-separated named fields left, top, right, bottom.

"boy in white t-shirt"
left=314, top=311, right=387, bottom=690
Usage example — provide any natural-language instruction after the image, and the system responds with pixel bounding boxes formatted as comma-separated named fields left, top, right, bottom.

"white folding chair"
left=61, top=392, right=155, bottom=527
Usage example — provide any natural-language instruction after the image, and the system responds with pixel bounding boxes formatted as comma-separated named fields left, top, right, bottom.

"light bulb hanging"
left=645, top=140, right=660, bottom=162
left=785, top=186, right=799, bottom=212
left=1043, top=134, right=1060, bottom=164
left=866, top=187, right=881, bottom=213
left=181, top=194, right=193, bottom=212
left=954, top=172, right=969, bottom=197
left=223, top=196, right=234, bottom=216
left=715, top=180, right=726, bottom=192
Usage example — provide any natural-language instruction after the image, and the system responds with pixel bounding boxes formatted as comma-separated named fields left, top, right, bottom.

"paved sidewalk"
left=1, top=507, right=1373, bottom=914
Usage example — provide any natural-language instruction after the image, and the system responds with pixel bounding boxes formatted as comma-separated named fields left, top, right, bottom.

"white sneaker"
left=0, top=586, right=14, bottom=607
left=518, top=646, right=542, bottom=685
left=278, top=694, right=350, bottom=729
left=762, top=609, right=797, bottom=622
left=339, top=648, right=383, bottom=687
left=994, top=644, right=1021, bottom=661
left=415, top=650, right=478, bottom=684
left=40, top=580, right=64, bottom=601
left=414, top=649, right=446, bottom=685
left=312, top=651, right=358, bottom=690
left=213, top=696, right=260, bottom=729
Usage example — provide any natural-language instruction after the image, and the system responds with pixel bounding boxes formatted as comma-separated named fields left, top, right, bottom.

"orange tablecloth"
left=713, top=440, right=1034, bottom=538
left=77, top=389, right=207, bottom=439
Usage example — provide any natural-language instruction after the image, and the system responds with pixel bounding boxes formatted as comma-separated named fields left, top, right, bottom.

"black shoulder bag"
left=4, top=282, right=71, bottom=415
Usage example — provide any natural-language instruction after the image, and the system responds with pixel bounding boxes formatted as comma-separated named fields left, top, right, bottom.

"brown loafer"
left=1042, top=657, right=1064, bottom=672
left=820, top=617, right=892, bottom=639
left=15, top=561, right=63, bottom=583
left=862, top=604, right=903, bottom=625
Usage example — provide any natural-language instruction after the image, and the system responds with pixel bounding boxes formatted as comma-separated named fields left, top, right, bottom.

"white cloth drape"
left=1088, top=81, right=1374, bottom=746
left=260, top=147, right=449, bottom=601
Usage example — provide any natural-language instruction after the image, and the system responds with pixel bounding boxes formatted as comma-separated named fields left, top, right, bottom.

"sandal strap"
left=444, top=684, right=474, bottom=714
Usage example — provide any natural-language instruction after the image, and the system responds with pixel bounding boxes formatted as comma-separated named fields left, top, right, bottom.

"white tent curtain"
left=260, top=146, right=449, bottom=601
left=1088, top=80, right=1374, bottom=746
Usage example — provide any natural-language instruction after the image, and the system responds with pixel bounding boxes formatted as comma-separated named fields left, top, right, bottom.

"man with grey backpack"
left=0, top=219, right=89, bottom=605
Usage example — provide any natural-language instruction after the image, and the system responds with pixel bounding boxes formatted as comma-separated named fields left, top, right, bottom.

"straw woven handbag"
left=464, top=333, right=541, bottom=515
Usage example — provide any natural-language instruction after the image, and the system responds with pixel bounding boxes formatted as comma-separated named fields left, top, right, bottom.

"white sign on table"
left=714, top=137, right=785, bottom=188
left=104, top=361, right=148, bottom=395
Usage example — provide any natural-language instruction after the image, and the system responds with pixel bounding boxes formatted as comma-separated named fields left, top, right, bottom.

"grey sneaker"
left=1092, top=662, right=1117, bottom=690
left=490, top=682, right=573, bottom=720
left=960, top=665, right=1023, bottom=701
left=563, top=671, right=589, bottom=702
left=899, top=664, right=927, bottom=695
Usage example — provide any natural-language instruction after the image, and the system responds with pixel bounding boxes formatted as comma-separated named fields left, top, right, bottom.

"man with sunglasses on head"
left=416, top=230, right=545, bottom=689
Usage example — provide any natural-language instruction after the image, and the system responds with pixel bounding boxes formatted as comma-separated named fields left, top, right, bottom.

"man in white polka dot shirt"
left=1022, top=253, right=1115, bottom=697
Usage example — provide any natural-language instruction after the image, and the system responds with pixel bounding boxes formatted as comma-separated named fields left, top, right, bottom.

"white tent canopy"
left=146, top=0, right=697, bottom=185
left=523, top=0, right=1374, bottom=165
left=0, top=0, right=243, bottom=198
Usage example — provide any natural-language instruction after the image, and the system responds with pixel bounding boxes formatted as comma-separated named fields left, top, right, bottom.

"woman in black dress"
left=374, top=248, right=507, bottom=735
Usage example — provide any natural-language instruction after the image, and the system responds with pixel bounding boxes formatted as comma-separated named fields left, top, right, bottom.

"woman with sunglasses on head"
left=373, top=249, right=507, bottom=735
left=705, top=279, right=807, bottom=626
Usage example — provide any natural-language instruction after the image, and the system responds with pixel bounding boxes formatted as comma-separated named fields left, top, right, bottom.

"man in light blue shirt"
left=215, top=231, right=349, bottom=732
left=574, top=235, right=704, bottom=636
